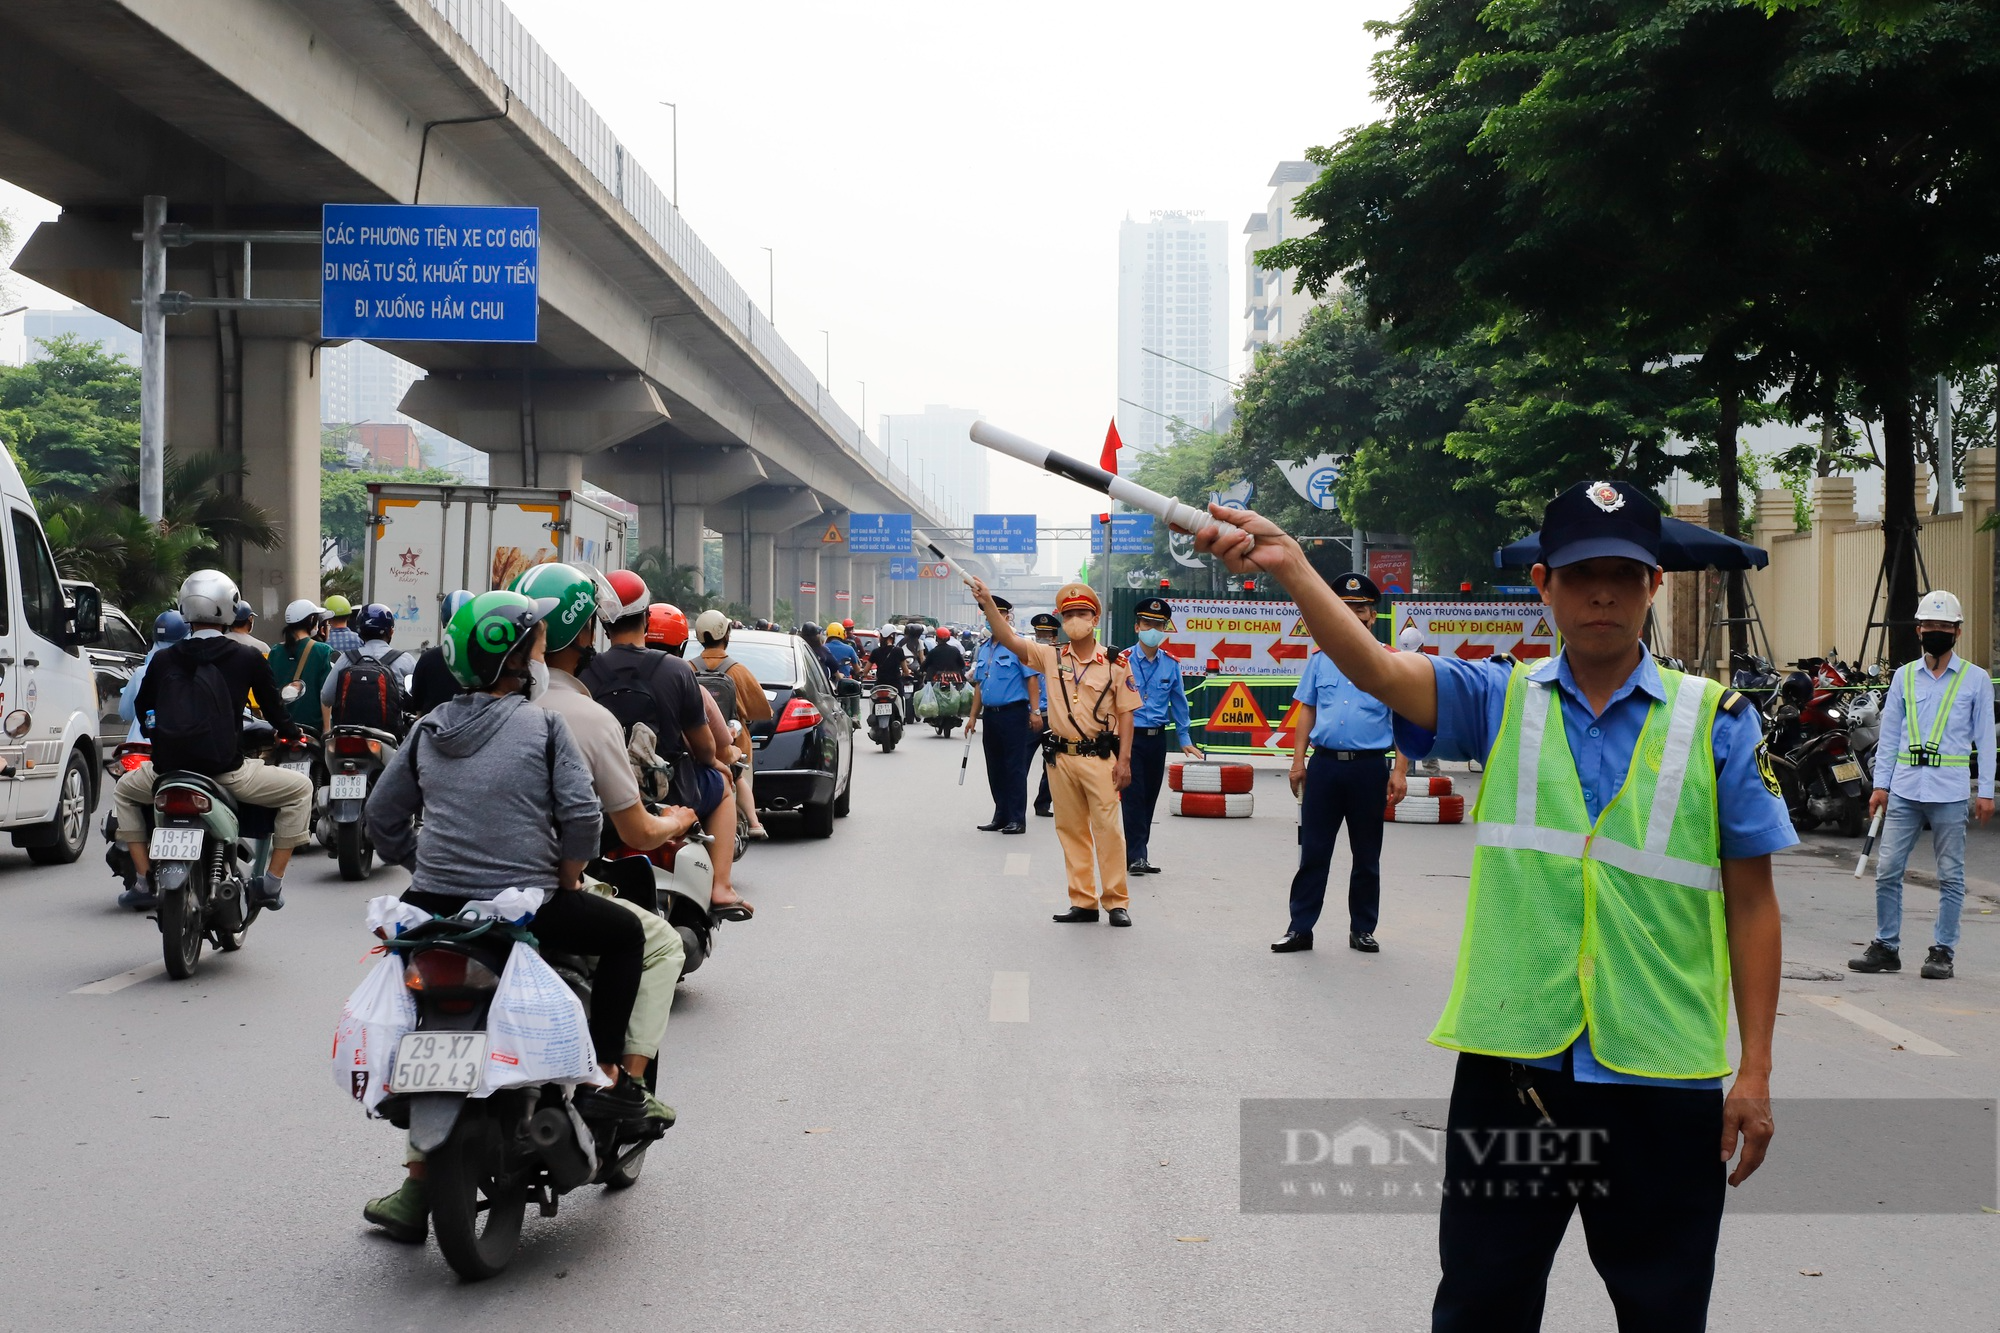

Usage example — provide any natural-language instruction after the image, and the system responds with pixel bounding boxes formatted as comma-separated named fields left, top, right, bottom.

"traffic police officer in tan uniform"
left=971, top=578, right=1141, bottom=925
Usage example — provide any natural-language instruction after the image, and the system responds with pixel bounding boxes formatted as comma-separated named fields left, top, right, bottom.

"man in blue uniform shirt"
left=967, top=596, right=1032, bottom=833
left=1274, top=573, right=1410, bottom=953
left=1120, top=597, right=1203, bottom=874
left=1196, top=479, right=1788, bottom=1333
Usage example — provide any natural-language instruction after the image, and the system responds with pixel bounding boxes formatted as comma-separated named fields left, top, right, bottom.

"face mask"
left=1137, top=628, right=1167, bottom=648
left=1920, top=629, right=1957, bottom=658
left=523, top=659, right=549, bottom=700
left=1063, top=616, right=1096, bottom=643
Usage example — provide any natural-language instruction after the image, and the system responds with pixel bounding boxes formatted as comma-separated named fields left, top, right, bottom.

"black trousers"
left=1120, top=729, right=1169, bottom=860
left=1035, top=749, right=1052, bottom=814
left=402, top=887, right=644, bottom=1067
left=1433, top=1053, right=1726, bottom=1333
left=980, top=701, right=1030, bottom=826
left=1287, top=749, right=1389, bottom=936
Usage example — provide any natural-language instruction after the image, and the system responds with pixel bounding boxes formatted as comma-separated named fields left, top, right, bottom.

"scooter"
left=867, top=680, right=904, bottom=751
left=921, top=672, right=967, bottom=739
left=321, top=724, right=399, bottom=880
left=592, top=826, right=719, bottom=978
left=142, top=719, right=307, bottom=978
left=372, top=899, right=669, bottom=1282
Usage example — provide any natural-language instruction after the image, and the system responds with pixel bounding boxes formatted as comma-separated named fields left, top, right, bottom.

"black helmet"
left=356, top=603, right=397, bottom=641
left=1779, top=670, right=1813, bottom=705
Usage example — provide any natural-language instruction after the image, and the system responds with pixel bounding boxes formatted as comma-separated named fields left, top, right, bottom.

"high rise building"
left=1116, top=212, right=1230, bottom=455
left=876, top=404, right=987, bottom=527
left=320, top=340, right=423, bottom=426
left=1243, top=160, right=1333, bottom=356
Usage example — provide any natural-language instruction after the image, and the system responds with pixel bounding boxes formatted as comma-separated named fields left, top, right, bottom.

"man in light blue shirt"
left=1852, top=589, right=1995, bottom=981
left=1119, top=597, right=1202, bottom=874
left=967, top=596, right=1033, bottom=832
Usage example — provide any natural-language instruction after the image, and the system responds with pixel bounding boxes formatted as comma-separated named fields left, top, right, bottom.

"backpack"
left=585, top=651, right=711, bottom=813
left=148, top=646, right=241, bottom=775
left=695, top=654, right=740, bottom=724
left=331, top=649, right=409, bottom=734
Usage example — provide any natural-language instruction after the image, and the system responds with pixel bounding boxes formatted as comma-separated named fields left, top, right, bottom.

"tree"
left=320, top=458, right=459, bottom=564
left=0, top=335, right=142, bottom=500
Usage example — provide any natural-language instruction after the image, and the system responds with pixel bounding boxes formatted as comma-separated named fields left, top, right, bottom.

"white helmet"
left=693, top=608, right=732, bottom=645
left=1398, top=625, right=1425, bottom=652
left=880, top=624, right=896, bottom=640
left=177, top=569, right=240, bottom=625
left=1916, top=589, right=1964, bottom=623
left=284, top=597, right=327, bottom=629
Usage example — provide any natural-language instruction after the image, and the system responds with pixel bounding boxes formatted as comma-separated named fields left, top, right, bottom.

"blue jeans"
left=1874, top=793, right=1967, bottom=951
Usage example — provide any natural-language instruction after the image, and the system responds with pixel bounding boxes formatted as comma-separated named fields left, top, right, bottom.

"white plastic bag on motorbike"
left=477, top=941, right=612, bottom=1095
left=365, top=895, right=433, bottom=938
left=460, top=887, right=545, bottom=926
left=330, top=952, right=416, bottom=1114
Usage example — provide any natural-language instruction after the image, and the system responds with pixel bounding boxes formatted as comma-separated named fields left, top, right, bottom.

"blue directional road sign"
left=321, top=203, right=539, bottom=343
left=1090, top=513, right=1156, bottom=555
left=847, top=513, right=914, bottom=554
left=888, top=556, right=920, bottom=581
left=973, top=514, right=1037, bottom=555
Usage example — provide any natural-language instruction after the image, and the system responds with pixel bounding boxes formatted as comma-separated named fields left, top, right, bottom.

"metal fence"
left=424, top=0, right=917, bottom=507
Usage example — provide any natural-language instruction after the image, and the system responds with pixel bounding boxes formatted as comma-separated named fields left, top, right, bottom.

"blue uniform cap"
left=1539, top=480, right=1661, bottom=569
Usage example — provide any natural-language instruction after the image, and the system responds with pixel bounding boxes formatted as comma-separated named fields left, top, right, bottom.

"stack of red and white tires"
left=1169, top=761, right=1255, bottom=818
left=1387, top=772, right=1465, bottom=824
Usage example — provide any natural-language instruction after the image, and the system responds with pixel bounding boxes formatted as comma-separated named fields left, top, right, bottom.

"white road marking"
left=1803, top=994, right=1956, bottom=1056
left=1004, top=853, right=1030, bottom=876
left=72, top=961, right=166, bottom=994
left=990, top=971, right=1029, bottom=1023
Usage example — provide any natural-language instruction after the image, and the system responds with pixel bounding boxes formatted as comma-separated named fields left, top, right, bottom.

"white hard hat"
left=284, top=597, right=327, bottom=628
left=693, top=608, right=732, bottom=644
left=1916, top=589, right=1964, bottom=623
left=1398, top=625, right=1425, bottom=652
left=177, top=569, right=240, bottom=625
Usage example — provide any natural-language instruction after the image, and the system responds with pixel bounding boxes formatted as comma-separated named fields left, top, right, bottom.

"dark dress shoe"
left=977, top=821, right=1005, bottom=832
left=1034, top=806, right=1053, bottom=818
left=1349, top=932, right=1380, bottom=953
left=1053, top=907, right=1100, bottom=923
left=1272, top=931, right=1313, bottom=953
left=999, top=822, right=1026, bottom=834
left=1107, top=908, right=1131, bottom=927
left=1127, top=858, right=1159, bottom=874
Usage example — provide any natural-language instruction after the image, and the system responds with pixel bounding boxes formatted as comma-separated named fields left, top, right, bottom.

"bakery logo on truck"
left=389, top=546, right=429, bottom=583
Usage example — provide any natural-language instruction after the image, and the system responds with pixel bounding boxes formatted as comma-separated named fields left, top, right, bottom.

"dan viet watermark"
left=1241, top=1098, right=1997, bottom=1215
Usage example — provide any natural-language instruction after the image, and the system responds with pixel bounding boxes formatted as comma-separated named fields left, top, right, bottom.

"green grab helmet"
left=442, top=590, right=559, bottom=690
left=509, top=562, right=597, bottom=652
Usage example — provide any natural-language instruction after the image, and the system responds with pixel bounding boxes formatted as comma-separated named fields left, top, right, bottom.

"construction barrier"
left=1170, top=761, right=1255, bottom=794
left=1171, top=791, right=1255, bottom=819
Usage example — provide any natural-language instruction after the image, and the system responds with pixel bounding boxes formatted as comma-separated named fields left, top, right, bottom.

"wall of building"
left=875, top=404, right=986, bottom=527
left=1116, top=214, right=1230, bottom=454
left=1242, top=161, right=1332, bottom=358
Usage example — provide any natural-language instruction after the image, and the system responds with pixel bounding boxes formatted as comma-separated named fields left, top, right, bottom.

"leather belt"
left=1049, top=735, right=1117, bottom=758
left=1135, top=725, right=1165, bottom=736
left=1319, top=749, right=1387, bottom=762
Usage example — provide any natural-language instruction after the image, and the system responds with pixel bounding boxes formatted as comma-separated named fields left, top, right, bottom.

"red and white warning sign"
left=1395, top=601, right=1556, bottom=661
left=1159, top=598, right=1315, bottom=677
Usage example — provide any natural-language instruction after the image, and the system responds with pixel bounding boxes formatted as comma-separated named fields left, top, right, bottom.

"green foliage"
left=0, top=336, right=142, bottom=500
left=320, top=462, right=460, bottom=564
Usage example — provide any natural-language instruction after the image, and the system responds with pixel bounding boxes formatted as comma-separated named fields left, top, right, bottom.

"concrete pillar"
left=722, top=529, right=748, bottom=609
left=1914, top=462, right=1934, bottom=519
left=749, top=534, right=777, bottom=620
left=822, top=553, right=849, bottom=623
left=795, top=547, right=821, bottom=629
left=488, top=450, right=585, bottom=490
left=1809, top=477, right=1856, bottom=527
left=673, top=504, right=706, bottom=591
left=238, top=338, right=321, bottom=617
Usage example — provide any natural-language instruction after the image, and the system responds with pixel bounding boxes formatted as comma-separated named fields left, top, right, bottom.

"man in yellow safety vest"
left=1196, top=480, right=1789, bottom=1332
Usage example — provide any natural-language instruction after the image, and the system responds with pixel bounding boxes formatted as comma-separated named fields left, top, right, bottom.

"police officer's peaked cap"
left=990, top=595, right=1014, bottom=613
left=1539, top=480, right=1661, bottom=568
left=1133, top=596, right=1174, bottom=625
left=1333, top=572, right=1381, bottom=604
left=1056, top=582, right=1100, bottom=614
left=1030, top=612, right=1060, bottom=630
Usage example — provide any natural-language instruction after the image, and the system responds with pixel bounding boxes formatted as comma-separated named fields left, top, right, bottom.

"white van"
left=0, top=446, right=108, bottom=864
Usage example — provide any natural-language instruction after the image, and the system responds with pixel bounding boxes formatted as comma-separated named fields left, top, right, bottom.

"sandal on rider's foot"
left=746, top=826, right=771, bottom=841
left=709, top=900, right=754, bottom=922
left=362, top=1178, right=427, bottom=1244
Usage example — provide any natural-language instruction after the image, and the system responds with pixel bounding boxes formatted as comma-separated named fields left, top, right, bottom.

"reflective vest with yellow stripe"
left=1429, top=660, right=1731, bottom=1080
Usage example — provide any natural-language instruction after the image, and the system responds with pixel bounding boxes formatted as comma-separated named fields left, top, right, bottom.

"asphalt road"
left=1, top=738, right=1994, bottom=1330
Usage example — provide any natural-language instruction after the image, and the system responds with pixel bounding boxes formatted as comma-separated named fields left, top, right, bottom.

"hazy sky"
left=2, top=1, right=1394, bottom=552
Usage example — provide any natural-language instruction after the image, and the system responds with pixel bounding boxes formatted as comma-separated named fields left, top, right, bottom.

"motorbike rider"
left=824, top=621, right=859, bottom=679
left=513, top=564, right=698, bottom=1122
left=690, top=608, right=774, bottom=852
left=114, top=571, right=313, bottom=912
left=585, top=593, right=755, bottom=916
left=229, top=600, right=270, bottom=656
left=899, top=622, right=928, bottom=719
left=800, top=621, right=838, bottom=679
left=922, top=625, right=968, bottom=679
left=322, top=602, right=416, bottom=735
left=266, top=599, right=334, bottom=732
left=320, top=593, right=360, bottom=653
left=361, top=589, right=653, bottom=1244
left=118, top=610, right=190, bottom=743
left=870, top=623, right=912, bottom=709
left=408, top=590, right=473, bottom=717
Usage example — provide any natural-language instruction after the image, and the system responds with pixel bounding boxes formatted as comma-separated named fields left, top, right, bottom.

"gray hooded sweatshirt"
left=366, top=690, right=601, bottom=898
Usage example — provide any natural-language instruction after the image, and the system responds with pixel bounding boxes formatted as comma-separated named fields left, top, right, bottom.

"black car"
left=687, top=630, right=854, bottom=837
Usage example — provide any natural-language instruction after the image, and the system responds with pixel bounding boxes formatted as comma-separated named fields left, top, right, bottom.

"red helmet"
left=599, top=569, right=650, bottom=621
left=841, top=619, right=854, bottom=630
left=936, top=626, right=953, bottom=640
left=646, top=602, right=689, bottom=648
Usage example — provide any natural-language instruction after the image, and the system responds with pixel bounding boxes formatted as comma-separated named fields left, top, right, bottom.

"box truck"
left=359, top=484, right=631, bottom=645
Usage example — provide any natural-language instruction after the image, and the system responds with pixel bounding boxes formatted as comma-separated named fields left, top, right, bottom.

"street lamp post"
left=657, top=101, right=677, bottom=209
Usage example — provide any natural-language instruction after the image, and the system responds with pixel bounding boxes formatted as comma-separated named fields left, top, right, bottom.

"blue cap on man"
left=1538, top=480, right=1661, bottom=569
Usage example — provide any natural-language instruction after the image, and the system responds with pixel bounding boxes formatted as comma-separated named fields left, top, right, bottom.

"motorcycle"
left=373, top=898, right=670, bottom=1281
left=141, top=719, right=309, bottom=979
left=1766, top=654, right=1870, bottom=836
left=592, top=826, right=719, bottom=978
left=866, top=680, right=904, bottom=751
left=919, top=672, right=968, bottom=739
left=321, top=724, right=399, bottom=880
